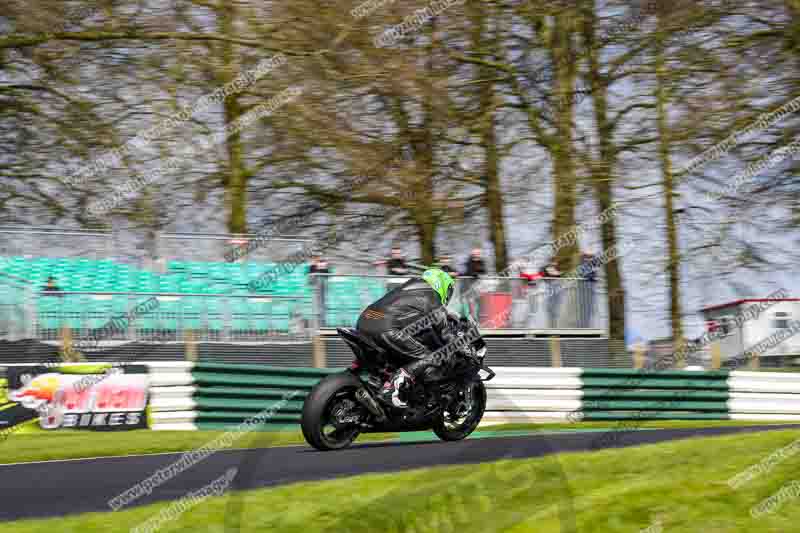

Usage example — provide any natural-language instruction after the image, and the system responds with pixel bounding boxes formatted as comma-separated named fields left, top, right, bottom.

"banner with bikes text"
left=0, top=363, right=149, bottom=434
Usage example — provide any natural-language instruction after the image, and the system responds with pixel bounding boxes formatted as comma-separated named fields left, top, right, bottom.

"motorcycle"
left=301, top=316, right=495, bottom=451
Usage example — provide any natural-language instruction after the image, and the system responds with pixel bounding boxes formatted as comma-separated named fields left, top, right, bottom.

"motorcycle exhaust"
left=355, top=388, right=387, bottom=423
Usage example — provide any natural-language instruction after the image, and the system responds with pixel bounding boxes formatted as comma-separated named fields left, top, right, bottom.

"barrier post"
left=313, top=334, right=327, bottom=368
left=633, top=344, right=645, bottom=369
left=60, top=325, right=80, bottom=362
left=185, top=329, right=198, bottom=362
left=749, top=351, right=760, bottom=370
left=674, top=338, right=687, bottom=369
left=550, top=336, right=562, bottom=368
left=710, top=341, right=722, bottom=370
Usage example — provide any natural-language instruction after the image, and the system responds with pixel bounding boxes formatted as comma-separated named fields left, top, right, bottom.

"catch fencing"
left=310, top=274, right=608, bottom=332
left=32, top=291, right=311, bottom=343
left=0, top=272, right=35, bottom=341
left=157, top=232, right=314, bottom=264
left=0, top=226, right=114, bottom=260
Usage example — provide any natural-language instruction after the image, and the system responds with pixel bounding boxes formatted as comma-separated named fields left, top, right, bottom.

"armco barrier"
left=4, top=363, right=800, bottom=430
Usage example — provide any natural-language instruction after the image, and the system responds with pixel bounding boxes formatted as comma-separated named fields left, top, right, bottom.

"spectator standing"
left=540, top=261, right=562, bottom=328
left=308, top=253, right=330, bottom=328
left=42, top=276, right=62, bottom=295
left=462, top=248, right=487, bottom=321
left=438, top=254, right=458, bottom=277
left=520, top=263, right=544, bottom=328
left=386, top=247, right=409, bottom=276
left=41, top=276, right=63, bottom=340
left=577, top=251, right=598, bottom=328
left=375, top=247, right=409, bottom=293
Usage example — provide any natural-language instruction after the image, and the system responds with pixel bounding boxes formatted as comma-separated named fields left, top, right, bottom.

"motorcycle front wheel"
left=433, top=379, right=486, bottom=442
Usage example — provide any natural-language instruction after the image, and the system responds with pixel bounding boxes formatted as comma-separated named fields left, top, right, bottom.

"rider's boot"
left=381, top=368, right=413, bottom=408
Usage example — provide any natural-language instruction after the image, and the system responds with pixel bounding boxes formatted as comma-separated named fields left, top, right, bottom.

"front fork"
left=448, top=380, right=475, bottom=420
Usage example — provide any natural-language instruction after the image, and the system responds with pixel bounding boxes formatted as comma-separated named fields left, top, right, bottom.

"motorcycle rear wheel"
left=433, top=379, right=486, bottom=442
left=301, top=372, right=363, bottom=451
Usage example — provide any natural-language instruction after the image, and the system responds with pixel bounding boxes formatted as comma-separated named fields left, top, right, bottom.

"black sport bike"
left=301, top=317, right=495, bottom=451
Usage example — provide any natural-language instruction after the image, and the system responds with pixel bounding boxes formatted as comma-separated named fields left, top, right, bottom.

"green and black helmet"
left=422, top=268, right=455, bottom=306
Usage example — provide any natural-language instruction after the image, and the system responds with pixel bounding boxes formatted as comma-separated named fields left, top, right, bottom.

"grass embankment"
left=3, top=428, right=799, bottom=532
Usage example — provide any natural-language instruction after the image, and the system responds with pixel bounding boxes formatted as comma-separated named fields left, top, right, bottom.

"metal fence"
left=0, top=271, right=607, bottom=348
left=309, top=274, right=608, bottom=332
left=0, top=272, right=35, bottom=341
left=157, top=232, right=314, bottom=263
left=31, top=291, right=311, bottom=344
left=0, top=226, right=114, bottom=260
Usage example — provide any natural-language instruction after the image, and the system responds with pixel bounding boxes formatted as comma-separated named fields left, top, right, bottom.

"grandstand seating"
left=0, top=256, right=390, bottom=334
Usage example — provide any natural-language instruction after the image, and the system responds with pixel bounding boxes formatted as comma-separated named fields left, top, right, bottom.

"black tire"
left=301, top=372, right=363, bottom=451
left=433, top=379, right=487, bottom=442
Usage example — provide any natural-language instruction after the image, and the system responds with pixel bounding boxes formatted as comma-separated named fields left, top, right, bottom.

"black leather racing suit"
left=356, top=277, right=459, bottom=382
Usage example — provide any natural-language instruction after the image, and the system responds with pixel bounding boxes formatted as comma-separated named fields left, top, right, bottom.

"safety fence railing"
left=0, top=272, right=35, bottom=341
left=0, top=271, right=608, bottom=349
left=32, top=291, right=312, bottom=343
left=157, top=232, right=314, bottom=264
left=0, top=226, right=115, bottom=260
left=309, top=274, right=607, bottom=331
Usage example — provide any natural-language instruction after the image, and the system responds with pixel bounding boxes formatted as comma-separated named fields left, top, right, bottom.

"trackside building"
left=701, top=298, right=800, bottom=367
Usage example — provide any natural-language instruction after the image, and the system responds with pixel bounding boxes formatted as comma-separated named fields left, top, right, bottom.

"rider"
left=356, top=268, right=462, bottom=409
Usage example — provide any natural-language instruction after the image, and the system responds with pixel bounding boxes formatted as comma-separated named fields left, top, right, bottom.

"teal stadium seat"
left=202, top=298, right=223, bottom=332
left=180, top=298, right=203, bottom=329
left=7, top=257, right=322, bottom=336
left=230, top=298, right=251, bottom=331
left=37, top=296, right=62, bottom=330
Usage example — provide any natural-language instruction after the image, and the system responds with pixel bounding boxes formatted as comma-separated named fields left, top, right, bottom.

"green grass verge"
left=3, top=428, right=800, bottom=532
left=52, top=363, right=114, bottom=374
left=0, top=428, right=398, bottom=465
left=0, top=419, right=793, bottom=465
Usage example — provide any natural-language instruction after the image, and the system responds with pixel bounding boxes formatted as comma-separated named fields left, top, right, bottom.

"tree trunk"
left=220, top=5, right=247, bottom=234
left=655, top=7, right=684, bottom=361
left=483, top=83, right=508, bottom=273
left=550, top=11, right=579, bottom=272
left=413, top=23, right=438, bottom=266
left=585, top=1, right=626, bottom=342
left=471, top=3, right=508, bottom=273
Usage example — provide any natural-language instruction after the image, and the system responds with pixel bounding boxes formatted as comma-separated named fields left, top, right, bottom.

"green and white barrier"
left=483, top=368, right=800, bottom=424
left=146, top=365, right=800, bottom=430
left=147, top=362, right=337, bottom=431
left=5, top=363, right=800, bottom=431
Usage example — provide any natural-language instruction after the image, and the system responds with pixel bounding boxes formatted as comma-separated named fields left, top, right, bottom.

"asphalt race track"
left=1, top=424, right=798, bottom=522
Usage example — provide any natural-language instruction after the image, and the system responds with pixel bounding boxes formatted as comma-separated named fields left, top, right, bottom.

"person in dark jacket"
left=42, top=276, right=61, bottom=295
left=463, top=248, right=486, bottom=278
left=577, top=251, right=598, bottom=328
left=378, top=247, right=410, bottom=293
left=462, top=248, right=486, bottom=321
left=308, top=253, right=330, bottom=327
left=438, top=255, right=458, bottom=277
left=386, top=247, right=409, bottom=276
left=356, top=268, right=460, bottom=408
left=540, top=260, right=562, bottom=328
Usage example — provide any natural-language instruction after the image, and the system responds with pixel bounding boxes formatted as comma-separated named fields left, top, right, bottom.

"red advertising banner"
left=2, top=365, right=149, bottom=432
